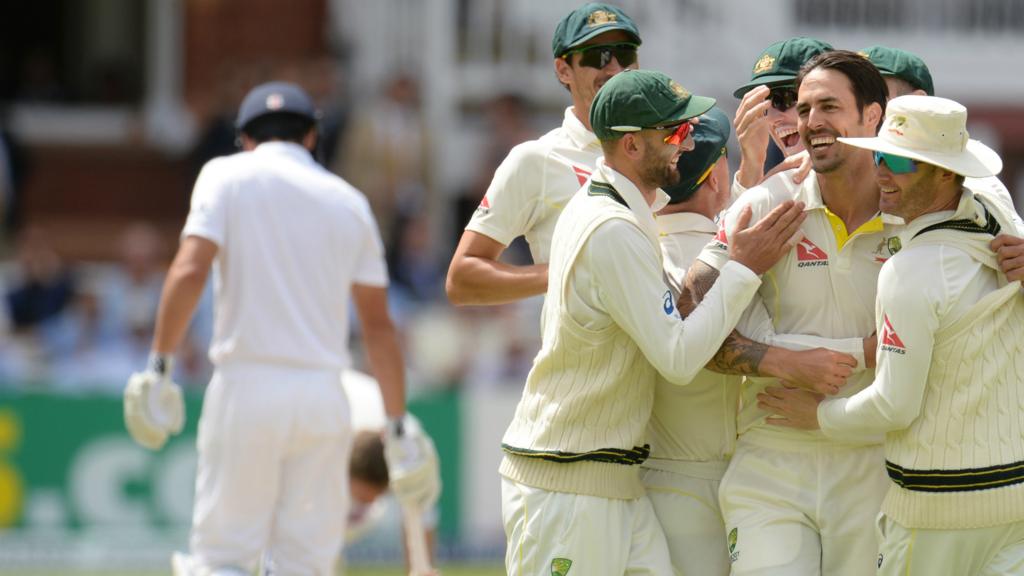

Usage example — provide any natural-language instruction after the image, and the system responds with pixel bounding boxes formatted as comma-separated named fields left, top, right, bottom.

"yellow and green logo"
left=551, top=557, right=573, bottom=576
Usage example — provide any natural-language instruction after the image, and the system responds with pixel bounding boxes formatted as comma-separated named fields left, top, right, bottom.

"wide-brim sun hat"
left=837, top=95, right=1001, bottom=178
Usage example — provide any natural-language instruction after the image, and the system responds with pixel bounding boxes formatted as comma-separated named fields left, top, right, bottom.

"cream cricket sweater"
left=820, top=188, right=1024, bottom=529
left=500, top=160, right=760, bottom=499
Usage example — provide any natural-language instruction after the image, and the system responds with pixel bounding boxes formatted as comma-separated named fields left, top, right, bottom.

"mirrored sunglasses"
left=873, top=151, right=918, bottom=174
left=564, top=43, right=638, bottom=70
left=649, top=121, right=692, bottom=145
left=769, top=88, right=798, bottom=112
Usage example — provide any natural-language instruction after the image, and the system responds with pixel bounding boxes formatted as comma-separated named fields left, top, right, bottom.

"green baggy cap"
left=552, top=3, right=641, bottom=58
left=664, top=106, right=732, bottom=204
left=590, top=69, right=716, bottom=141
left=858, top=45, right=935, bottom=96
left=733, top=37, right=833, bottom=98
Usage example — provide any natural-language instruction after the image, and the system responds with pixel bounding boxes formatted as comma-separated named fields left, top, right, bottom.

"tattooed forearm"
left=679, top=260, right=720, bottom=316
left=706, top=330, right=769, bottom=375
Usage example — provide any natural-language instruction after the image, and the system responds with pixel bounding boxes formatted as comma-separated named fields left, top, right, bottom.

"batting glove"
left=383, top=414, right=442, bottom=510
left=124, top=353, right=185, bottom=450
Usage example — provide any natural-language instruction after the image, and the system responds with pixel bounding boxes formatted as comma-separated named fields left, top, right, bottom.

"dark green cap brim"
left=733, top=76, right=796, bottom=99
left=672, top=94, right=717, bottom=124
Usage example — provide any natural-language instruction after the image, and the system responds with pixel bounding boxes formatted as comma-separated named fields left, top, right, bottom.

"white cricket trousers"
left=719, top=433, right=888, bottom=576
left=501, top=476, right=674, bottom=575
left=189, top=363, right=352, bottom=575
left=877, top=514, right=1024, bottom=575
left=641, top=460, right=731, bottom=576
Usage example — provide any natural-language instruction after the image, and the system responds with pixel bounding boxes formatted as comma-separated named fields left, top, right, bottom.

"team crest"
left=888, top=115, right=908, bottom=137
left=728, top=527, right=739, bottom=562
left=887, top=236, right=902, bottom=255
left=265, top=93, right=285, bottom=110
left=587, top=10, right=616, bottom=27
left=669, top=81, right=690, bottom=100
left=753, top=53, right=776, bottom=74
left=551, top=557, right=573, bottom=576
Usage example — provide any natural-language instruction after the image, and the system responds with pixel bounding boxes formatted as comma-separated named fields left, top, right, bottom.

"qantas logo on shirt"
left=796, top=238, right=829, bottom=268
left=572, top=165, right=591, bottom=186
left=880, top=314, right=906, bottom=354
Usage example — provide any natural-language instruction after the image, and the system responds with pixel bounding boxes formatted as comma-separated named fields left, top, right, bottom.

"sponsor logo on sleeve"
left=880, top=314, right=906, bottom=354
left=572, top=165, right=592, bottom=186
left=712, top=225, right=728, bottom=249
left=796, top=238, right=829, bottom=268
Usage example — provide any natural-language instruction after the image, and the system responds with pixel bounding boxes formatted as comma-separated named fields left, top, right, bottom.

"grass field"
left=1, top=566, right=506, bottom=576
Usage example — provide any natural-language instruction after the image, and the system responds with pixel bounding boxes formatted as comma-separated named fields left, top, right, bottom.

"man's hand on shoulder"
left=728, top=201, right=807, bottom=275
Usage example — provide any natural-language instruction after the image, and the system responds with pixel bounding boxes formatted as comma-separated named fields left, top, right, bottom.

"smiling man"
left=731, top=37, right=833, bottom=193
left=758, top=95, right=1024, bottom=576
left=683, top=50, right=898, bottom=576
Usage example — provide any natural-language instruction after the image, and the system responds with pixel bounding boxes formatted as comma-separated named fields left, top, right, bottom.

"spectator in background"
left=5, top=226, right=76, bottom=332
left=0, top=107, right=27, bottom=244
left=333, top=73, right=431, bottom=253
left=453, top=93, right=537, bottom=263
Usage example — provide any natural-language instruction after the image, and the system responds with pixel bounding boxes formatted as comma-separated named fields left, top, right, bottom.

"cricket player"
left=500, top=68, right=808, bottom=576
left=683, top=51, right=897, bottom=576
left=446, top=2, right=643, bottom=305
left=759, top=95, right=1024, bottom=576
left=341, top=369, right=440, bottom=547
left=731, top=37, right=833, bottom=196
left=858, top=44, right=1024, bottom=284
left=643, top=106, right=859, bottom=575
left=122, top=81, right=436, bottom=576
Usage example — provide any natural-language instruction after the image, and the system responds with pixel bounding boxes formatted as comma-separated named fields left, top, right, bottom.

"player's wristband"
left=387, top=415, right=407, bottom=437
left=147, top=352, right=174, bottom=376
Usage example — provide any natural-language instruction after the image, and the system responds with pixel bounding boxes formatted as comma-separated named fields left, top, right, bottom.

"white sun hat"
left=837, top=95, right=1002, bottom=178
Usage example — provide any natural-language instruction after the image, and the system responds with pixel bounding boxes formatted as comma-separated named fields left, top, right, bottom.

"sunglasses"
left=873, top=151, right=918, bottom=174
left=648, top=121, right=693, bottom=145
left=563, top=42, right=638, bottom=70
left=769, top=88, right=798, bottom=112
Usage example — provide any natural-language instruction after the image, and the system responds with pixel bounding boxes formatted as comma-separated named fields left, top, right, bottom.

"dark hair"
left=240, top=112, right=316, bottom=144
left=795, top=50, right=888, bottom=132
left=349, top=430, right=389, bottom=488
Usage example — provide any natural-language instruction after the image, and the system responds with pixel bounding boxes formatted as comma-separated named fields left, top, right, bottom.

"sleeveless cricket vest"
left=500, top=182, right=660, bottom=499
left=882, top=205, right=1024, bottom=529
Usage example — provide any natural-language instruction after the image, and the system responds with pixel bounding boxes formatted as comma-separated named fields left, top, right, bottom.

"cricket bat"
left=402, top=504, right=434, bottom=576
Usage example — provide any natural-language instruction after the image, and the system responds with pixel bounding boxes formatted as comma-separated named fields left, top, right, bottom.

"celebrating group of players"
left=448, top=3, right=1024, bottom=575
left=118, top=1, right=1024, bottom=574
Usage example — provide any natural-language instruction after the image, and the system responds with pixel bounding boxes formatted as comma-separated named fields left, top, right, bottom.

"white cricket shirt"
left=697, top=171, right=903, bottom=446
left=183, top=142, right=388, bottom=370
left=465, top=107, right=601, bottom=263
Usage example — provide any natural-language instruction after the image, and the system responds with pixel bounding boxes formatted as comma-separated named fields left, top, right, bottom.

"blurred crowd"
left=0, top=62, right=545, bottom=395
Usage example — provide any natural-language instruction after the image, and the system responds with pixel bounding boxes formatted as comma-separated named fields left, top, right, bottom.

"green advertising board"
left=0, top=389, right=460, bottom=541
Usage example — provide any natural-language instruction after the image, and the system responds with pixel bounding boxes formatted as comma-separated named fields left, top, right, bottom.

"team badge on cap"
left=265, top=93, right=285, bottom=111
left=670, top=81, right=690, bottom=100
left=753, top=53, right=776, bottom=74
left=587, top=9, right=617, bottom=27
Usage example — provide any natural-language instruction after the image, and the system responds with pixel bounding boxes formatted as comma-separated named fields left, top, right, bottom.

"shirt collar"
left=801, top=171, right=903, bottom=227
left=656, top=211, right=718, bottom=236
left=253, top=141, right=317, bottom=165
left=563, top=107, right=600, bottom=151
left=592, top=157, right=665, bottom=250
left=900, top=186, right=985, bottom=240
